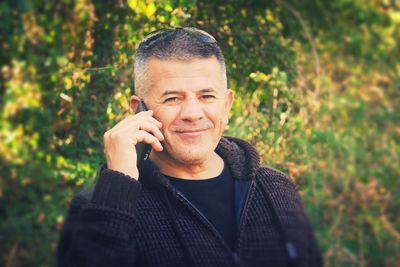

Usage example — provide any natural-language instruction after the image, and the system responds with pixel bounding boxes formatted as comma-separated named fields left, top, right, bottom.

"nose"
left=179, top=97, right=204, bottom=122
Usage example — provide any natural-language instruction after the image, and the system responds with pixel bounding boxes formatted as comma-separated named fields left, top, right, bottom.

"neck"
left=149, top=151, right=224, bottom=180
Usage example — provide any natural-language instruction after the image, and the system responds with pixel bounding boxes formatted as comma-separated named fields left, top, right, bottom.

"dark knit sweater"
left=57, top=137, right=322, bottom=267
left=167, top=163, right=237, bottom=250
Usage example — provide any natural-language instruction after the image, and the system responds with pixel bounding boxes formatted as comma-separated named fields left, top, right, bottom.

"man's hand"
left=103, top=110, right=164, bottom=180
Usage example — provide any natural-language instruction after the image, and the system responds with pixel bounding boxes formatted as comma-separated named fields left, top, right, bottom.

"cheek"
left=153, top=108, right=178, bottom=131
left=208, top=106, right=227, bottom=124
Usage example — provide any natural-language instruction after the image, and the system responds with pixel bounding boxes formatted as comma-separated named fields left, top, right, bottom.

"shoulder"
left=257, top=164, right=296, bottom=184
left=253, top=166, right=310, bottom=226
left=76, top=184, right=96, bottom=202
left=65, top=185, right=95, bottom=215
left=255, top=165, right=299, bottom=196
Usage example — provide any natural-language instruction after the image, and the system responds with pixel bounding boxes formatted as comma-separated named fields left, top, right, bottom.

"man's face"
left=144, top=56, right=234, bottom=165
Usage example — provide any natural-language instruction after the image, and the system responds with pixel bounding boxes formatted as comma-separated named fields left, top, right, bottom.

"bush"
left=1, top=1, right=399, bottom=266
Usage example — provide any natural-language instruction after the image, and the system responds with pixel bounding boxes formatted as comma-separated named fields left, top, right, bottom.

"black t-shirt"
left=166, top=164, right=236, bottom=250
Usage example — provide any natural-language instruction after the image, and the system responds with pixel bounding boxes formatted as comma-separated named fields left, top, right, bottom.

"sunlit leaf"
left=146, top=2, right=157, bottom=19
left=127, top=0, right=138, bottom=11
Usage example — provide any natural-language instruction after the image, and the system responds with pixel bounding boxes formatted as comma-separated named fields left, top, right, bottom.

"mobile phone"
left=136, top=101, right=152, bottom=168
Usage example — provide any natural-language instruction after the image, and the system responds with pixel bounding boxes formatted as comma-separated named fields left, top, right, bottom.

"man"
left=57, top=27, right=322, bottom=267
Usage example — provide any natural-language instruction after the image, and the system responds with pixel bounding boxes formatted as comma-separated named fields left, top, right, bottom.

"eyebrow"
left=161, top=88, right=216, bottom=97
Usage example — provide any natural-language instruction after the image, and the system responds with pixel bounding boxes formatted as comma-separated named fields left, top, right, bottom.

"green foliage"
left=1, top=0, right=399, bottom=266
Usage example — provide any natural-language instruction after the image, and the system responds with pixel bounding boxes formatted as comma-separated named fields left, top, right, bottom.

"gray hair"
left=134, top=27, right=227, bottom=99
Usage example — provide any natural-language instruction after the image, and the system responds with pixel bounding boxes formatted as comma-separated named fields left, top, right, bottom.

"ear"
left=130, top=95, right=141, bottom=112
left=225, top=89, right=234, bottom=113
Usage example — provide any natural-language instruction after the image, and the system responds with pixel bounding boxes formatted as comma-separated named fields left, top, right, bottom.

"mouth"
left=175, top=129, right=208, bottom=137
left=176, top=129, right=207, bottom=133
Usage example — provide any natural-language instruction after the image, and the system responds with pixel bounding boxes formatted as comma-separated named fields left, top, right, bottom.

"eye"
left=164, top=97, right=179, bottom=103
left=201, top=95, right=216, bottom=100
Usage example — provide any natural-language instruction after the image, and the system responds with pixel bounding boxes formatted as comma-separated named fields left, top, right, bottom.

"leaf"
left=127, top=0, right=137, bottom=11
left=146, top=2, right=156, bottom=19
left=164, top=4, right=173, bottom=12
left=63, top=77, right=73, bottom=90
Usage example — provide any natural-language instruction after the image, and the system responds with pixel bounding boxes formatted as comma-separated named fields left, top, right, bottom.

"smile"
left=176, top=129, right=207, bottom=137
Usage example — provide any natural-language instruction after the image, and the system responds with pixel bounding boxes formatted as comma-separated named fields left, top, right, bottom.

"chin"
left=167, top=146, right=213, bottom=165
left=161, top=134, right=220, bottom=164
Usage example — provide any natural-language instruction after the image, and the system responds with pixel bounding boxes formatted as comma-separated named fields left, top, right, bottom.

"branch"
left=279, top=1, right=321, bottom=99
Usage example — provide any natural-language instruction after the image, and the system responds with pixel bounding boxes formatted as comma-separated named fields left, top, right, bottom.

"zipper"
left=174, top=190, right=240, bottom=264
left=235, top=180, right=254, bottom=252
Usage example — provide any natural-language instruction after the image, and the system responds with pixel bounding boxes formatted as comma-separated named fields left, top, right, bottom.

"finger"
left=133, top=109, right=153, bottom=117
left=116, top=118, right=164, bottom=141
left=107, top=114, right=139, bottom=132
left=137, top=121, right=164, bottom=141
left=125, top=110, right=163, bottom=128
left=133, top=130, right=164, bottom=152
left=111, top=111, right=162, bottom=133
left=138, top=114, right=163, bottom=129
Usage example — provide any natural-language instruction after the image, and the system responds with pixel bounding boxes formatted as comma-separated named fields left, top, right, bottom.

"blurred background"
left=1, top=0, right=399, bottom=266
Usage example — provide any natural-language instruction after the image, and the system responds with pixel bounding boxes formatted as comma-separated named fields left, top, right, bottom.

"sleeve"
left=287, top=179, right=323, bottom=267
left=57, top=168, right=142, bottom=267
left=282, top=174, right=323, bottom=267
left=258, top=166, right=323, bottom=266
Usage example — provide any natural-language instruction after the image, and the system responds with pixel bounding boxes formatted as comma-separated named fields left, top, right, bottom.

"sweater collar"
left=139, top=136, right=261, bottom=189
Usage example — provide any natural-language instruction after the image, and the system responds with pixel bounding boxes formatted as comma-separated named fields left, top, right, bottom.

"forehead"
left=145, top=57, right=225, bottom=95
